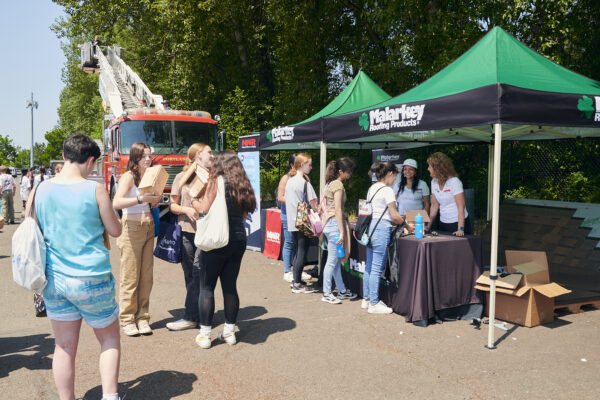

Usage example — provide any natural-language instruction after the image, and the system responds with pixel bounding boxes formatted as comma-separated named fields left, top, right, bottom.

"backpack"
left=353, top=185, right=388, bottom=246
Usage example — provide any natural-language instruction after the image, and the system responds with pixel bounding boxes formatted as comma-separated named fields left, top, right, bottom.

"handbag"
left=154, top=213, right=182, bottom=263
left=151, top=207, right=160, bottom=236
left=353, top=185, right=388, bottom=246
left=194, top=176, right=229, bottom=251
left=12, top=183, right=47, bottom=291
left=295, top=181, right=315, bottom=237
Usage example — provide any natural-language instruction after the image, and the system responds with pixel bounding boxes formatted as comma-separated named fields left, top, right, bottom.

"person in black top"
left=191, top=150, right=256, bottom=349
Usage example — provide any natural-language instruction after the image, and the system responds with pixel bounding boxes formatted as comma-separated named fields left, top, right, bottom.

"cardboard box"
left=404, top=209, right=430, bottom=223
left=474, top=250, right=571, bottom=327
left=138, top=165, right=169, bottom=196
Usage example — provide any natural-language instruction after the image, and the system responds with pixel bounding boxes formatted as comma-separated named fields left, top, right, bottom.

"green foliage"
left=0, top=135, right=18, bottom=166
left=44, top=127, right=67, bottom=162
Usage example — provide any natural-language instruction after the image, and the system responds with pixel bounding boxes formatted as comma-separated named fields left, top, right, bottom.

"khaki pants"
left=117, top=219, right=155, bottom=325
left=1, top=191, right=14, bottom=222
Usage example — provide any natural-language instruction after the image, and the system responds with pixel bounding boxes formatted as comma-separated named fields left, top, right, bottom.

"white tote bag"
left=12, top=184, right=47, bottom=291
left=194, top=176, right=229, bottom=251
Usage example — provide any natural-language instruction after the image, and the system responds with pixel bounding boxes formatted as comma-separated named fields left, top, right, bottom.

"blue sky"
left=0, top=1, right=66, bottom=149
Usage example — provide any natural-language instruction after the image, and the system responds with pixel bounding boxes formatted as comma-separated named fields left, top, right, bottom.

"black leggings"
left=292, top=231, right=310, bottom=284
left=197, top=240, right=246, bottom=326
left=438, top=216, right=472, bottom=235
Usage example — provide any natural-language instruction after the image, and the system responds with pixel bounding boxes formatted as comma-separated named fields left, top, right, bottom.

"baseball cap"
left=403, top=158, right=418, bottom=169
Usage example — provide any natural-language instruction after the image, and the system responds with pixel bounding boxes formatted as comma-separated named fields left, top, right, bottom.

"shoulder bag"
left=353, top=185, right=388, bottom=246
left=194, top=176, right=229, bottom=251
left=295, top=181, right=316, bottom=237
left=154, top=213, right=182, bottom=263
left=12, top=182, right=47, bottom=291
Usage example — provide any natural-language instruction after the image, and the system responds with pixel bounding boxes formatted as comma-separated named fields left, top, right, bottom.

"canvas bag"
left=353, top=185, right=388, bottom=246
left=154, top=213, right=182, bottom=263
left=194, top=176, right=229, bottom=251
left=12, top=183, right=47, bottom=291
left=295, top=181, right=316, bottom=237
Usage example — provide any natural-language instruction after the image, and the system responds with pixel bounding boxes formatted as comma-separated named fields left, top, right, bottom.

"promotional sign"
left=371, top=149, right=405, bottom=183
left=263, top=209, right=282, bottom=259
left=238, top=151, right=261, bottom=250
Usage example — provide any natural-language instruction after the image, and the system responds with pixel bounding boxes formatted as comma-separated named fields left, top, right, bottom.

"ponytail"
left=325, top=157, right=355, bottom=183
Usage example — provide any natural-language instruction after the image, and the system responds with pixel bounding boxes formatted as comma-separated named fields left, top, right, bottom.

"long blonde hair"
left=288, top=153, right=311, bottom=178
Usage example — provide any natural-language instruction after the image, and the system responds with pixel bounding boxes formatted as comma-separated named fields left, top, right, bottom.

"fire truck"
left=80, top=42, right=221, bottom=208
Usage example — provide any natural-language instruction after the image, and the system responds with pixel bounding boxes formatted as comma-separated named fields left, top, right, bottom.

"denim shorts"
left=43, top=271, right=119, bottom=328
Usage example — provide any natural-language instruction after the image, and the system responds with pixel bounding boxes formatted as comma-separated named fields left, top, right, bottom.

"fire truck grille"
left=163, top=164, right=184, bottom=188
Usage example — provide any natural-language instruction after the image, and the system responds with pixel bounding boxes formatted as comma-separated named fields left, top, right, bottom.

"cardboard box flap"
left=505, top=250, right=550, bottom=283
left=404, top=209, right=431, bottom=223
left=476, top=271, right=522, bottom=289
left=138, top=165, right=169, bottom=196
left=514, top=286, right=532, bottom=297
left=532, top=283, right=572, bottom=298
left=474, top=284, right=518, bottom=295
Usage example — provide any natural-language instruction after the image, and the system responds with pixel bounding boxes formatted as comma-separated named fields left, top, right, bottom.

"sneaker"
left=137, top=320, right=153, bottom=335
left=217, top=331, right=237, bottom=345
left=291, top=283, right=315, bottom=294
left=166, top=319, right=198, bottom=331
left=368, top=301, right=393, bottom=314
left=195, top=331, right=212, bottom=349
left=337, top=289, right=357, bottom=300
left=122, top=323, right=140, bottom=337
left=283, top=271, right=293, bottom=282
left=290, top=280, right=307, bottom=288
left=361, top=299, right=370, bottom=309
left=321, top=293, right=341, bottom=304
left=301, top=271, right=312, bottom=281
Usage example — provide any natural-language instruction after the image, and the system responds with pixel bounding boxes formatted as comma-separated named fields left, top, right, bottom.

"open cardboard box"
left=404, top=210, right=430, bottom=232
left=474, top=250, right=571, bottom=327
left=139, top=165, right=169, bottom=196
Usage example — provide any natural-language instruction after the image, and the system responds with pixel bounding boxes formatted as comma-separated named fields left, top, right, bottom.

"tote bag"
left=194, top=176, right=229, bottom=251
left=154, top=214, right=182, bottom=263
left=12, top=183, right=47, bottom=291
left=295, top=181, right=315, bottom=237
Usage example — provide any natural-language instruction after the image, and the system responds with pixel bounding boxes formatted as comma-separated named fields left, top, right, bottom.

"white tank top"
left=122, top=184, right=150, bottom=215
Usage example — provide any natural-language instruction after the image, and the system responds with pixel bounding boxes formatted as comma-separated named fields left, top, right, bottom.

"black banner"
left=238, top=134, right=260, bottom=152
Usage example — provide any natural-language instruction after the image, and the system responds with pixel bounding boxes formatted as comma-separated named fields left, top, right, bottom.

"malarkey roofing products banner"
left=238, top=151, right=261, bottom=250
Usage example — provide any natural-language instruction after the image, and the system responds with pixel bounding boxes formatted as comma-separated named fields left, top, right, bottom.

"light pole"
left=25, top=92, right=38, bottom=168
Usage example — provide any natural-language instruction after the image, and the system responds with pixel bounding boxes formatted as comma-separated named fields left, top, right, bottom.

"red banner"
left=263, top=209, right=282, bottom=259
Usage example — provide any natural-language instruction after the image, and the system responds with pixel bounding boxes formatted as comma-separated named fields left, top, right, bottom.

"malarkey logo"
left=360, top=104, right=426, bottom=133
left=577, top=95, right=600, bottom=121
left=266, top=126, right=294, bottom=142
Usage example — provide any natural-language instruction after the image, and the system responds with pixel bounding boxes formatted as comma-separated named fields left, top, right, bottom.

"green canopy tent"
left=322, top=26, right=600, bottom=347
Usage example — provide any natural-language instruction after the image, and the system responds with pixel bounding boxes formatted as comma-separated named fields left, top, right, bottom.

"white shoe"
left=283, top=271, right=293, bottom=282
left=122, top=323, right=140, bottom=337
left=217, top=331, right=237, bottom=345
left=166, top=319, right=198, bottom=331
left=301, top=271, right=312, bottom=280
left=368, top=301, right=393, bottom=314
left=361, top=299, right=370, bottom=309
left=322, top=293, right=342, bottom=304
left=195, top=331, right=212, bottom=349
left=137, top=320, right=153, bottom=335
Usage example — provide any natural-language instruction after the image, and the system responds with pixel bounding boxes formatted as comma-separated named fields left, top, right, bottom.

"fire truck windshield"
left=120, top=120, right=216, bottom=155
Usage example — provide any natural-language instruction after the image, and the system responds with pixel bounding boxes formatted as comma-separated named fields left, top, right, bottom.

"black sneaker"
left=336, top=290, right=358, bottom=300
left=291, top=283, right=315, bottom=294
left=290, top=280, right=307, bottom=289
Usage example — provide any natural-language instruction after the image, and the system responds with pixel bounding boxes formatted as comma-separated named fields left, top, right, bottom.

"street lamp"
left=25, top=92, right=38, bottom=168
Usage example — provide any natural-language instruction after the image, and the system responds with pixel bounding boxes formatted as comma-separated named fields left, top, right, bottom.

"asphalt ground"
left=1, top=194, right=599, bottom=399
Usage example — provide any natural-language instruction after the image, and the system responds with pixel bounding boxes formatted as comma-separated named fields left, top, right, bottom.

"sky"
left=0, top=1, right=66, bottom=149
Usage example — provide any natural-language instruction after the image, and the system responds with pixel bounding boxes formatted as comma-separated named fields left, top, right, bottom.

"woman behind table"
left=426, top=152, right=470, bottom=236
left=395, top=158, right=430, bottom=216
left=33, top=134, right=122, bottom=400
left=166, top=143, right=213, bottom=331
left=363, top=162, right=405, bottom=314
left=113, top=143, right=161, bottom=337
left=320, top=158, right=358, bottom=304
left=20, top=168, right=32, bottom=208
left=191, top=150, right=256, bottom=349
left=284, top=153, right=319, bottom=294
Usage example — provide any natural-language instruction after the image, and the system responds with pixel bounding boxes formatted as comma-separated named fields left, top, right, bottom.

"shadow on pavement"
left=237, top=317, right=296, bottom=345
left=84, top=370, right=197, bottom=400
left=153, top=305, right=269, bottom=329
left=0, top=333, right=54, bottom=378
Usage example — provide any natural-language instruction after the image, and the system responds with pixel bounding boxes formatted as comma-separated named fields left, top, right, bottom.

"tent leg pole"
left=319, top=142, right=327, bottom=195
left=487, top=144, right=494, bottom=221
left=487, top=123, right=502, bottom=350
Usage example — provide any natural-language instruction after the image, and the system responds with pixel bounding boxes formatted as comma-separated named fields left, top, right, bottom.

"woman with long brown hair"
left=191, top=150, right=256, bottom=349
left=113, top=142, right=161, bottom=336
left=166, top=143, right=214, bottom=331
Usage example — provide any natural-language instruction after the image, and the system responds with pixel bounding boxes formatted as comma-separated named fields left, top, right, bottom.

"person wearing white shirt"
left=426, top=152, right=470, bottom=236
left=20, top=169, right=32, bottom=208
left=393, top=158, right=430, bottom=216
left=0, top=166, right=16, bottom=224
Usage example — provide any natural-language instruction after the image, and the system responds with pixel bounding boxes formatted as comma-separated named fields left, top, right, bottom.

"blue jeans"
left=281, top=213, right=296, bottom=273
left=364, top=219, right=393, bottom=305
left=322, top=219, right=347, bottom=295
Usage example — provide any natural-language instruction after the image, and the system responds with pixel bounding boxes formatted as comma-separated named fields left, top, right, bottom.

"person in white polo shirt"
left=426, top=152, right=470, bottom=236
left=393, top=158, right=430, bottom=216
left=0, top=165, right=16, bottom=224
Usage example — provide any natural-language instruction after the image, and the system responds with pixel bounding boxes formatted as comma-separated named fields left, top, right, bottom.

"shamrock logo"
left=358, top=112, right=369, bottom=131
left=577, top=96, right=595, bottom=119
left=376, top=155, right=381, bottom=160
left=266, top=130, right=273, bottom=142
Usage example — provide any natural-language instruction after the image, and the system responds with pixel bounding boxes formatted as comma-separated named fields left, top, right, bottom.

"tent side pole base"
left=487, top=144, right=494, bottom=221
left=487, top=123, right=502, bottom=350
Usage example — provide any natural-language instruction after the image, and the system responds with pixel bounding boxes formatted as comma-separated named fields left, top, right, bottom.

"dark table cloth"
left=342, top=233, right=484, bottom=326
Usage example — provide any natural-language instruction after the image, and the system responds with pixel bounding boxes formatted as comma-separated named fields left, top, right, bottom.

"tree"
left=44, top=127, right=67, bottom=162
left=0, top=134, right=18, bottom=166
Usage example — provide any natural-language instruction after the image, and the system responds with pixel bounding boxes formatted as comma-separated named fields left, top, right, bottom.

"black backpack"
left=353, top=185, right=388, bottom=246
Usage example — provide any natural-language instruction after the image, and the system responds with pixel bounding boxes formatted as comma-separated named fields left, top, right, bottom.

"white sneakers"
left=217, top=331, right=237, bottom=345
left=283, top=271, right=293, bottom=282
left=361, top=299, right=370, bottom=309
left=195, top=331, right=212, bottom=349
left=122, top=323, right=139, bottom=337
left=137, top=320, right=153, bottom=335
left=166, top=319, right=198, bottom=331
left=301, top=271, right=312, bottom=281
left=367, top=301, right=393, bottom=314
